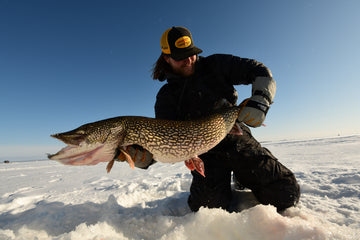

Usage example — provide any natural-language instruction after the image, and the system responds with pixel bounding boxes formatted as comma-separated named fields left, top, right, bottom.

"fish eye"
left=77, top=130, right=86, bottom=134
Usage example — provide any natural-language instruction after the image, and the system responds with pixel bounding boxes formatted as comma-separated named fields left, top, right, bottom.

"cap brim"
left=170, top=47, right=203, bottom=61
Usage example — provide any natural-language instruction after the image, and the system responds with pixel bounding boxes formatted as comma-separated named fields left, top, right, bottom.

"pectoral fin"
left=106, top=159, right=115, bottom=173
left=106, top=147, right=136, bottom=173
left=120, top=148, right=135, bottom=169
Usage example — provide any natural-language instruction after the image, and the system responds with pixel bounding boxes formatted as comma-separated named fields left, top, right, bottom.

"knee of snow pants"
left=233, top=147, right=300, bottom=211
left=251, top=171, right=300, bottom=211
left=230, top=124, right=301, bottom=211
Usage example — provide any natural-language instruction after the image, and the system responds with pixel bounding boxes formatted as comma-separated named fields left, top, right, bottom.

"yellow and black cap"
left=161, top=27, right=203, bottom=61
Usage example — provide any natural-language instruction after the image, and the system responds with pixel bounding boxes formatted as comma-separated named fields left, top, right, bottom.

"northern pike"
left=48, top=105, right=244, bottom=177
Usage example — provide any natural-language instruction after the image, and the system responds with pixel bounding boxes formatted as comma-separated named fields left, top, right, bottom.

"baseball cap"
left=160, top=27, right=203, bottom=61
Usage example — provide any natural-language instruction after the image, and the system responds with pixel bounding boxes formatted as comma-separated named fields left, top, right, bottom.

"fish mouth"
left=48, top=142, right=114, bottom=166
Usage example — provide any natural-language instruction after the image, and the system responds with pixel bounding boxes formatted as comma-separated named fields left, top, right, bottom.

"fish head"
left=48, top=119, right=126, bottom=166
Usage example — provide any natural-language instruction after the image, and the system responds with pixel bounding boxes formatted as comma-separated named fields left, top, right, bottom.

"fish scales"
left=120, top=108, right=239, bottom=163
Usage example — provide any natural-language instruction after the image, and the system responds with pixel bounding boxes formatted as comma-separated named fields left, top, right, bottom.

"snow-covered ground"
left=0, top=135, right=359, bottom=240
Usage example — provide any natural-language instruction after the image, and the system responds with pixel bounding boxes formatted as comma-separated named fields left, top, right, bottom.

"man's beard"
left=174, top=63, right=195, bottom=77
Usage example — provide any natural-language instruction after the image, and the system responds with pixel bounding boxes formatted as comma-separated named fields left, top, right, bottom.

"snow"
left=1, top=135, right=359, bottom=240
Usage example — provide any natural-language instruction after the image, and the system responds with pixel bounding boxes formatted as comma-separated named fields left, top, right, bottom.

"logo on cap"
left=175, top=36, right=191, bottom=49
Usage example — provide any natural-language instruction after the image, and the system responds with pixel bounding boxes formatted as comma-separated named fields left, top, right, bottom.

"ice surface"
left=1, top=135, right=359, bottom=239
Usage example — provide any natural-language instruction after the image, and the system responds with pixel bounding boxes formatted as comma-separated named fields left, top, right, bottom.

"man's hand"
left=238, top=77, right=276, bottom=127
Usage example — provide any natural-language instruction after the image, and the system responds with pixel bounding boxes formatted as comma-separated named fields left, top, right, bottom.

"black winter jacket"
left=155, top=54, right=272, bottom=121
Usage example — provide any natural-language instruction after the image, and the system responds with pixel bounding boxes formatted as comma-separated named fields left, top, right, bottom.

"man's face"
left=165, top=55, right=197, bottom=77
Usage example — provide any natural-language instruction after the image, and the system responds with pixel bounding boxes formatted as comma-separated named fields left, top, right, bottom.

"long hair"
left=151, top=53, right=173, bottom=81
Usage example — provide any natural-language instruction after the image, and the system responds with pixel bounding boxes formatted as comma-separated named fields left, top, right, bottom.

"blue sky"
left=1, top=0, right=359, bottom=160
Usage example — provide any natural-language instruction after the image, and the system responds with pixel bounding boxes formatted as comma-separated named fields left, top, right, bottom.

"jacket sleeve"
left=204, top=54, right=272, bottom=85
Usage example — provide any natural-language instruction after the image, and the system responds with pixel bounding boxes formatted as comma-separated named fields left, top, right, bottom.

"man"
left=133, top=26, right=300, bottom=212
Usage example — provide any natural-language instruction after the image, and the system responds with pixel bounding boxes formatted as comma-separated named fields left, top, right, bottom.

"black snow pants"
left=187, top=124, right=300, bottom=212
